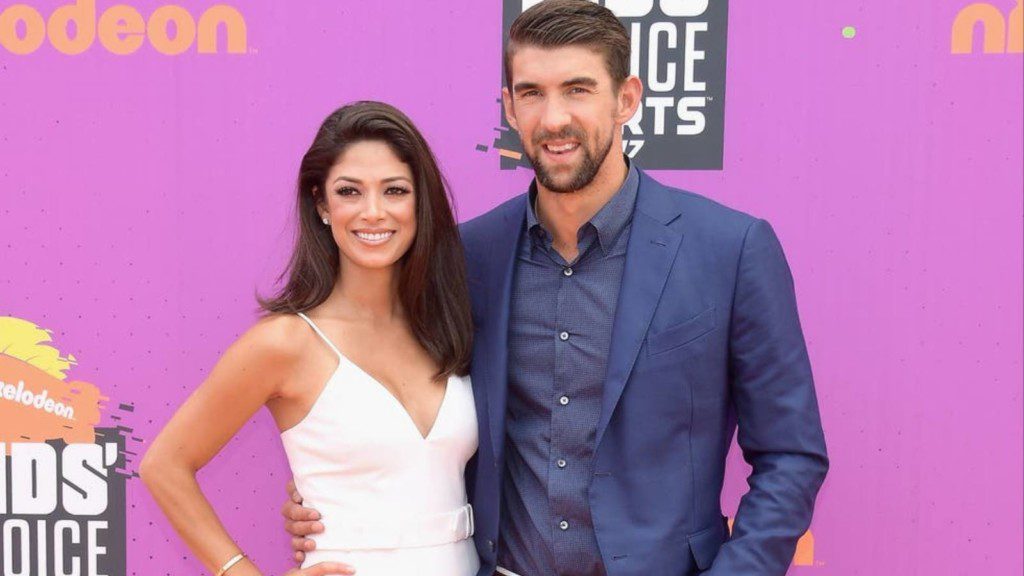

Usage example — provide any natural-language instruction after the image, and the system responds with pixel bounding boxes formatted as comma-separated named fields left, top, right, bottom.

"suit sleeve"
left=705, top=218, right=829, bottom=575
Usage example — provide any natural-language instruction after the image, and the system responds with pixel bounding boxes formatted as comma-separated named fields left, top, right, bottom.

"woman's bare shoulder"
left=226, top=313, right=312, bottom=369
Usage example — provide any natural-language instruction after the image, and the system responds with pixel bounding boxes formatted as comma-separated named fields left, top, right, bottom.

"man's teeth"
left=545, top=143, right=579, bottom=153
left=355, top=231, right=394, bottom=241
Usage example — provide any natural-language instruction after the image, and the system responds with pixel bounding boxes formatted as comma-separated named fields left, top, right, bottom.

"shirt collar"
left=526, top=156, right=640, bottom=254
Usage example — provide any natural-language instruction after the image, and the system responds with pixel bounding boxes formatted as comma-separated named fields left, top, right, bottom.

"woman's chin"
left=343, top=254, right=403, bottom=271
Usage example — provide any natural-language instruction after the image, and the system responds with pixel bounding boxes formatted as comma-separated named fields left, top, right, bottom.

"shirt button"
left=559, top=331, right=570, bottom=341
left=559, top=395, right=570, bottom=406
left=557, top=458, right=567, bottom=468
left=559, top=520, right=570, bottom=531
left=563, top=267, right=574, bottom=277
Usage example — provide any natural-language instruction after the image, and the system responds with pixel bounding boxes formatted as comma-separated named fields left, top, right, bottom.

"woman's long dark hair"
left=260, top=101, right=472, bottom=378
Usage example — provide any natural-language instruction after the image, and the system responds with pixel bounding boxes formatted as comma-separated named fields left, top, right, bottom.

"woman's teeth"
left=355, top=231, right=394, bottom=242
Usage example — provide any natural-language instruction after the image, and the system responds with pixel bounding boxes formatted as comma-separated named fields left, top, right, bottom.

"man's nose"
left=539, top=99, right=572, bottom=135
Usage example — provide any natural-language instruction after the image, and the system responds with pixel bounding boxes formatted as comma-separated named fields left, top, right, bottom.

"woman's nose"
left=362, top=192, right=386, bottom=221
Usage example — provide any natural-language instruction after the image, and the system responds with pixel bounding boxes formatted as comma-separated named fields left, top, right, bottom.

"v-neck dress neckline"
left=279, top=313, right=480, bottom=575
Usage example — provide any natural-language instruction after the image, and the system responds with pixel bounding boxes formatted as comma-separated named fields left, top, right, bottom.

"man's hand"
left=282, top=479, right=325, bottom=565
left=283, top=562, right=355, bottom=575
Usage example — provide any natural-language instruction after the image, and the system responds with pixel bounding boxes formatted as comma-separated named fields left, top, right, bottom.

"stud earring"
left=322, top=216, right=330, bottom=225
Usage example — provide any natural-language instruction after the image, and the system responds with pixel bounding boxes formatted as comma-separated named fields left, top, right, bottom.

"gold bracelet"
left=215, top=552, right=246, bottom=576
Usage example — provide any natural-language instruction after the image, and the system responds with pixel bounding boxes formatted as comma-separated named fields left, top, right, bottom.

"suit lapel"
left=595, top=175, right=683, bottom=448
left=479, top=198, right=526, bottom=464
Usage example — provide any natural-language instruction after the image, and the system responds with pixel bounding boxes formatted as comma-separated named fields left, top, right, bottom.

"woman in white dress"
left=141, top=101, right=480, bottom=576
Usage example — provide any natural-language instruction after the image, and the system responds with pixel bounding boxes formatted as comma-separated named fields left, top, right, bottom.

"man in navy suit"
left=284, top=1, right=827, bottom=574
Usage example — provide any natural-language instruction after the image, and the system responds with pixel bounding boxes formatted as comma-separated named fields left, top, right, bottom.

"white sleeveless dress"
left=280, top=313, right=480, bottom=575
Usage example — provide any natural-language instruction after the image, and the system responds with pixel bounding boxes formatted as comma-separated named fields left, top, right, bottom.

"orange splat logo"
left=0, top=317, right=107, bottom=446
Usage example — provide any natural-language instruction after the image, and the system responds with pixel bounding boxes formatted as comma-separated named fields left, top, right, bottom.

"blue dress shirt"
left=498, top=162, right=640, bottom=576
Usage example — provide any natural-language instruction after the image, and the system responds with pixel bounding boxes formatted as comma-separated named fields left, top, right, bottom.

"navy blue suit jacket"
left=459, top=170, right=828, bottom=576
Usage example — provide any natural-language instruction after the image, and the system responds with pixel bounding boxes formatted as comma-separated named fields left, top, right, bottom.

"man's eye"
left=569, top=87, right=587, bottom=94
left=521, top=90, right=540, bottom=98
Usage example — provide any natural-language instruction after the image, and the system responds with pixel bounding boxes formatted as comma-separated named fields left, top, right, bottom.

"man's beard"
left=527, top=127, right=614, bottom=194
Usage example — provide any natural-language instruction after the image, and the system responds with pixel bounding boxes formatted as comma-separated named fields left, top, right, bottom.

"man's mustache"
left=532, top=127, right=587, bottom=146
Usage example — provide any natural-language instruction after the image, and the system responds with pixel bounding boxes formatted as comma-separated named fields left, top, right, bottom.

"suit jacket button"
left=487, top=540, right=495, bottom=551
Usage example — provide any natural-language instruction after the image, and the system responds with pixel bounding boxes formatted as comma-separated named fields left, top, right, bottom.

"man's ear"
left=502, top=87, right=520, bottom=132
left=614, top=75, right=644, bottom=125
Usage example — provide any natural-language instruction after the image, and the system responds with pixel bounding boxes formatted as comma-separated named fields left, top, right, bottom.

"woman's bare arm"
left=140, top=315, right=353, bottom=576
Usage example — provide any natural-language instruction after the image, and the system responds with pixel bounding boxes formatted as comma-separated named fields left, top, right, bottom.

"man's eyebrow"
left=562, top=77, right=598, bottom=88
left=512, top=77, right=599, bottom=93
left=512, top=81, right=540, bottom=93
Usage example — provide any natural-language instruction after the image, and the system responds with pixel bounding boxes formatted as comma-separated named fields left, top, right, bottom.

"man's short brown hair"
left=504, top=0, right=631, bottom=92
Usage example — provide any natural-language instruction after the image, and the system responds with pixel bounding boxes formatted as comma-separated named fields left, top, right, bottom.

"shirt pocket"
left=647, top=306, right=716, bottom=357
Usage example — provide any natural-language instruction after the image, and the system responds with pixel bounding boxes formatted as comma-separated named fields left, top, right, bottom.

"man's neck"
left=535, top=152, right=628, bottom=261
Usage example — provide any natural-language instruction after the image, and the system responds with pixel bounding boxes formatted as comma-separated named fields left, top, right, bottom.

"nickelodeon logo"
left=952, top=0, right=1023, bottom=54
left=0, top=0, right=246, bottom=56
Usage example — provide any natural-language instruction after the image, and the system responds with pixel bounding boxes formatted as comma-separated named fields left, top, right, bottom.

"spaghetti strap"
left=296, top=312, right=344, bottom=360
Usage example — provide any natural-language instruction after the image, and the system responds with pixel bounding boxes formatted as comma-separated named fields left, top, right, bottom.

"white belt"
left=314, top=503, right=474, bottom=551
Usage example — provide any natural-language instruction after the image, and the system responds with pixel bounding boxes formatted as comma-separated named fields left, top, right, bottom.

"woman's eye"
left=336, top=187, right=359, bottom=196
left=385, top=187, right=411, bottom=195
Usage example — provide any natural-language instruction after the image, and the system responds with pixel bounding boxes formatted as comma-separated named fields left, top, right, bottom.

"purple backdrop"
left=1, top=1, right=1021, bottom=574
